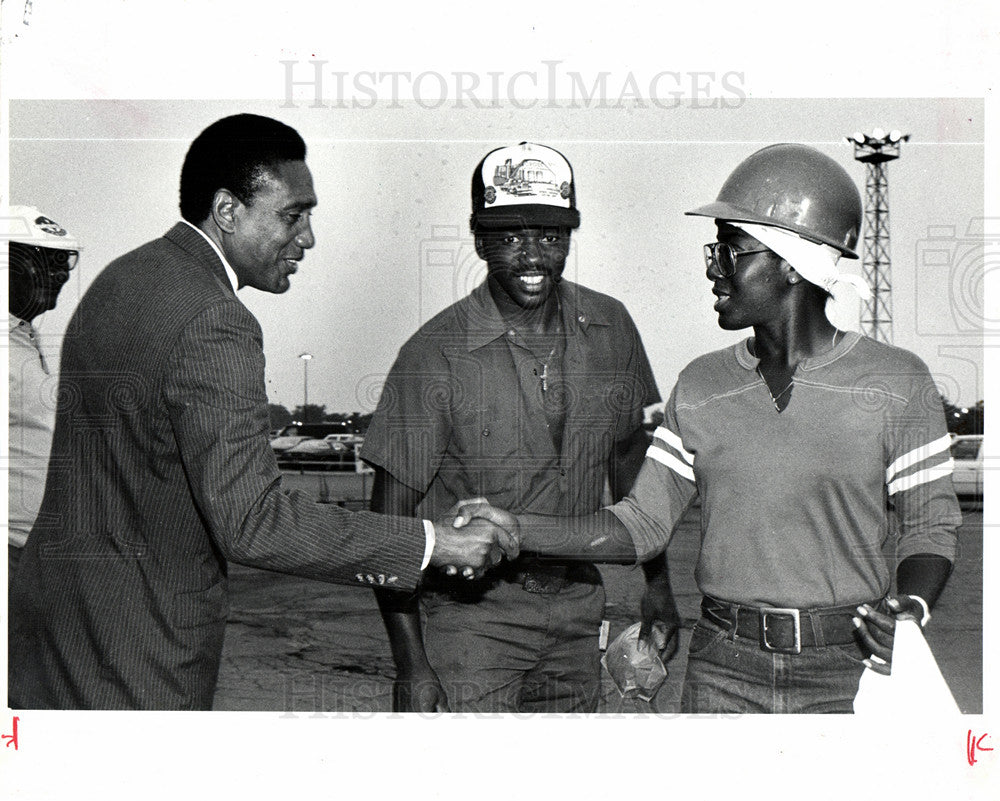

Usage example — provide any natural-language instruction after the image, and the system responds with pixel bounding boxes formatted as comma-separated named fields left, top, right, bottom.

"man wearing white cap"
left=6, top=206, right=80, bottom=582
left=363, top=142, right=675, bottom=712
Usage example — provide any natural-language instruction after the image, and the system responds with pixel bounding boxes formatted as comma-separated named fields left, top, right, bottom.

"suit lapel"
left=163, top=222, right=237, bottom=296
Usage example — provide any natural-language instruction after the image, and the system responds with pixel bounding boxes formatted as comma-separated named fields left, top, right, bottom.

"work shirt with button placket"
left=363, top=279, right=660, bottom=530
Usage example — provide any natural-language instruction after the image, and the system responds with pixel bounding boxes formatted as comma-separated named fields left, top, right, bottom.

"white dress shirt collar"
left=180, top=220, right=239, bottom=294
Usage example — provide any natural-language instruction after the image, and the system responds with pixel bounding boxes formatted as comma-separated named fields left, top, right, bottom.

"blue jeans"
left=681, top=616, right=868, bottom=714
left=423, top=575, right=605, bottom=713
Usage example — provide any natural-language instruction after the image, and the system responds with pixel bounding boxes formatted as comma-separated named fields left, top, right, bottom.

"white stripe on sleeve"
left=887, top=458, right=954, bottom=496
left=653, top=426, right=694, bottom=465
left=646, top=442, right=696, bottom=482
left=886, top=434, right=952, bottom=482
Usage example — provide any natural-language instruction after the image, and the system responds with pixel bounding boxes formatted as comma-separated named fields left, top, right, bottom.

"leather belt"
left=700, top=595, right=880, bottom=655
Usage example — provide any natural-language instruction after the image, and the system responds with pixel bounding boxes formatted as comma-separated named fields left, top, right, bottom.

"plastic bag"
left=601, top=621, right=668, bottom=701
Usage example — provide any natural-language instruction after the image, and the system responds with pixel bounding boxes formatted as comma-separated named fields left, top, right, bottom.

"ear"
left=474, top=234, right=488, bottom=261
left=211, top=189, right=239, bottom=235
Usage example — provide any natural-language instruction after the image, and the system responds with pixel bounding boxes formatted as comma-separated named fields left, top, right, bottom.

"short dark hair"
left=179, top=114, right=307, bottom=224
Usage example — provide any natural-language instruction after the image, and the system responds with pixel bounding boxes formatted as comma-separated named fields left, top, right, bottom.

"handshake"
left=429, top=498, right=520, bottom=579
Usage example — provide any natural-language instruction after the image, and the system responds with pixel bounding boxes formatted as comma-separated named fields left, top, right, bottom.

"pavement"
left=213, top=472, right=983, bottom=714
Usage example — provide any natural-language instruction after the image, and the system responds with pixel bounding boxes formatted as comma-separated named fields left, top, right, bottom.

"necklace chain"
left=752, top=329, right=841, bottom=411
left=539, top=294, right=562, bottom=394
left=757, top=366, right=793, bottom=411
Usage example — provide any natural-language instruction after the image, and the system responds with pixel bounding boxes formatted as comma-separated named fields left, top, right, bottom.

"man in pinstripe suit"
left=8, top=114, right=517, bottom=710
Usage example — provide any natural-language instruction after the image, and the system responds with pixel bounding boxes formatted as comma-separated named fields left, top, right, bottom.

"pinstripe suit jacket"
left=8, top=223, right=426, bottom=710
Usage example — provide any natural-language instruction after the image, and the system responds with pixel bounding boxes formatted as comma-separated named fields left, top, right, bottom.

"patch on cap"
left=471, top=142, right=580, bottom=230
left=3, top=205, right=80, bottom=250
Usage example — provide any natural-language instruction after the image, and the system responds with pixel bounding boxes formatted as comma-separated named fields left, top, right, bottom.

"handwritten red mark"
left=967, top=729, right=992, bottom=766
left=1, top=716, right=18, bottom=751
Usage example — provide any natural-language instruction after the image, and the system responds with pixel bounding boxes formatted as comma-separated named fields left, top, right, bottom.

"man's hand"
left=393, top=663, right=450, bottom=713
left=430, top=500, right=520, bottom=578
left=638, top=569, right=681, bottom=662
left=450, top=498, right=519, bottom=557
left=852, top=595, right=926, bottom=675
left=429, top=498, right=520, bottom=579
left=429, top=517, right=503, bottom=576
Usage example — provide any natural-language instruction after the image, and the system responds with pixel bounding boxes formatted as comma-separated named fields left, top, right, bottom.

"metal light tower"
left=846, top=128, right=909, bottom=344
left=298, top=353, right=313, bottom=420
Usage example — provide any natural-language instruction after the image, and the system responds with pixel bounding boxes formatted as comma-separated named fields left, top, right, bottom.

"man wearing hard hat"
left=496, top=143, right=961, bottom=712
left=6, top=206, right=80, bottom=583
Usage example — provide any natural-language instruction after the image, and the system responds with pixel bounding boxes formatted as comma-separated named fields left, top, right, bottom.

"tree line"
left=272, top=396, right=983, bottom=438
left=268, top=403, right=373, bottom=434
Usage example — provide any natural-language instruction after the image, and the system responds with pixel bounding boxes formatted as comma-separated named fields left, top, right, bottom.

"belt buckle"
left=521, top=572, right=566, bottom=594
left=759, top=607, right=801, bottom=654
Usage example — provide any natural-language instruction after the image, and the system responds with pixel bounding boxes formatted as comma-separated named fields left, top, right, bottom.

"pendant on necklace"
left=757, top=366, right=793, bottom=412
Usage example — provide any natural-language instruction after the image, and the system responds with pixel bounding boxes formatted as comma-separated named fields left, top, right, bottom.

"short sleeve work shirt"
left=363, top=280, right=660, bottom=520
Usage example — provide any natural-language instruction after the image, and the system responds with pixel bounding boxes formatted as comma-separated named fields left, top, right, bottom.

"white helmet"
left=4, top=205, right=80, bottom=251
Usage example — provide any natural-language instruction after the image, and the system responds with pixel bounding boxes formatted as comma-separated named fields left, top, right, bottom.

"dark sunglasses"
left=703, top=242, right=769, bottom=277
left=21, top=245, right=79, bottom=272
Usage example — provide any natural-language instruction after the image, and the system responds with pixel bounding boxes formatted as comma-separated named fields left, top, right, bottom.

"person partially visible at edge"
left=8, top=114, right=516, bottom=711
left=467, top=143, right=961, bottom=713
left=7, top=207, right=79, bottom=585
left=362, top=142, right=679, bottom=712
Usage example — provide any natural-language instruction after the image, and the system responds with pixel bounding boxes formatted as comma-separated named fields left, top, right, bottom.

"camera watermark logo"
left=914, top=218, right=999, bottom=337
left=418, top=225, right=483, bottom=323
left=416, top=223, right=581, bottom=328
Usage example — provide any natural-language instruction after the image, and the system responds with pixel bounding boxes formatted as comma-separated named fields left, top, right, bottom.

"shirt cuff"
left=605, top=499, right=669, bottom=565
left=421, top=519, right=436, bottom=570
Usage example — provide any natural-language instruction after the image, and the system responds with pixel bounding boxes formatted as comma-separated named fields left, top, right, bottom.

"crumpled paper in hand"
left=601, top=622, right=668, bottom=701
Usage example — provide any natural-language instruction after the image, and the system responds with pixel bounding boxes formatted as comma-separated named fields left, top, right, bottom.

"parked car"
left=281, top=434, right=364, bottom=470
left=270, top=422, right=354, bottom=456
left=950, top=434, right=983, bottom=499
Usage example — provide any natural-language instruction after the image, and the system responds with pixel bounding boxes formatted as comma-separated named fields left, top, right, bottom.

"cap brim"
left=3, top=208, right=80, bottom=250
left=472, top=205, right=580, bottom=231
left=5, top=234, right=81, bottom=251
left=685, top=201, right=858, bottom=259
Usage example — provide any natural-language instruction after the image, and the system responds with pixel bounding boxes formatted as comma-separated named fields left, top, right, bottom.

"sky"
left=1, top=0, right=997, bottom=796
left=8, top=97, right=985, bottom=409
